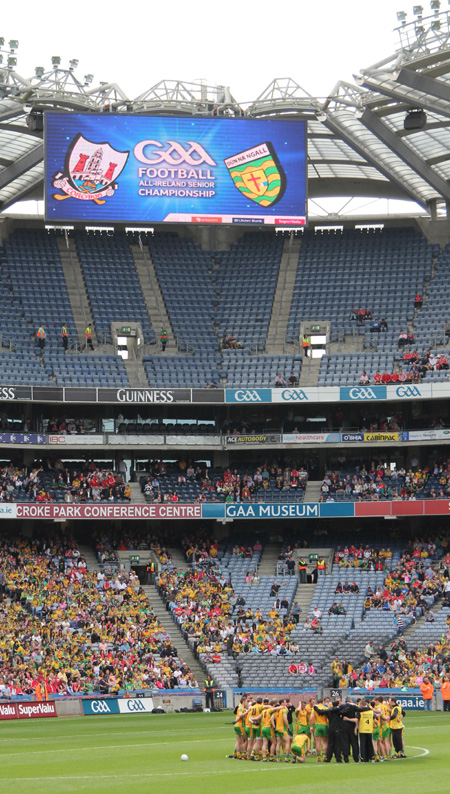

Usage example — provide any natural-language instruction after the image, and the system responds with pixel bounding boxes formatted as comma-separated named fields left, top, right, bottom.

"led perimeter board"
left=44, top=113, right=307, bottom=225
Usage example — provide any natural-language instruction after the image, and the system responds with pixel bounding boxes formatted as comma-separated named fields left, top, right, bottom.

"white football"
left=181, top=754, right=189, bottom=762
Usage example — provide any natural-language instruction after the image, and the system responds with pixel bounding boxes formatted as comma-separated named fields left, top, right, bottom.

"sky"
left=2, top=0, right=419, bottom=103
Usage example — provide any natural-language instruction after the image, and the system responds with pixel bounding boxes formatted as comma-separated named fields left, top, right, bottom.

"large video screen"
left=44, top=113, right=307, bottom=225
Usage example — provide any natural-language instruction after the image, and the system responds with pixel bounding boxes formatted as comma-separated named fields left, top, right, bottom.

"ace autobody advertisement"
left=45, top=113, right=307, bottom=225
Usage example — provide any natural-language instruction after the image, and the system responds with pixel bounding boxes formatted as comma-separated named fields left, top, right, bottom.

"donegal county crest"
left=52, top=133, right=129, bottom=205
left=224, top=142, right=286, bottom=207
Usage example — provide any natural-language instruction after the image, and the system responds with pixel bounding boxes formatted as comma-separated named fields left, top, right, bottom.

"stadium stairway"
left=304, top=480, right=323, bottom=501
left=298, top=355, right=321, bottom=386
left=130, top=241, right=177, bottom=353
left=129, top=483, right=146, bottom=504
left=402, top=599, right=448, bottom=647
left=295, top=582, right=316, bottom=617
left=144, top=583, right=205, bottom=686
left=57, top=236, right=98, bottom=348
left=123, top=358, right=150, bottom=387
left=166, top=547, right=189, bottom=571
left=78, top=544, right=101, bottom=573
left=257, top=543, right=282, bottom=576
left=266, top=236, right=302, bottom=354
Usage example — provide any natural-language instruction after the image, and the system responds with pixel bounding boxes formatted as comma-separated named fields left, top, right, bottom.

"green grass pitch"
left=0, top=711, right=448, bottom=794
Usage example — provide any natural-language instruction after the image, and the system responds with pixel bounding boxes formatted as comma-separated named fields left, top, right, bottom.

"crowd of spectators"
left=0, top=460, right=131, bottom=504
left=0, top=532, right=197, bottom=698
left=140, top=458, right=308, bottom=505
left=333, top=545, right=392, bottom=569
left=319, top=461, right=450, bottom=501
left=363, top=541, right=449, bottom=617
left=157, top=564, right=300, bottom=660
left=333, top=634, right=450, bottom=690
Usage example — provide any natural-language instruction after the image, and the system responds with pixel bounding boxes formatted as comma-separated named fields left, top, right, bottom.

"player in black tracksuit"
left=339, top=700, right=360, bottom=762
left=314, top=701, right=348, bottom=763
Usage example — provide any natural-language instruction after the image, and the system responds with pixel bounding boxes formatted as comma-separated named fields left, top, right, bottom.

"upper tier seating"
left=76, top=231, right=155, bottom=344
left=213, top=232, right=283, bottom=349
left=286, top=228, right=434, bottom=347
left=0, top=229, right=76, bottom=352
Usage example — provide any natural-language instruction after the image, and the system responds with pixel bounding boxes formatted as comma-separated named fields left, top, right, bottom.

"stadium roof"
left=1, top=10, right=450, bottom=216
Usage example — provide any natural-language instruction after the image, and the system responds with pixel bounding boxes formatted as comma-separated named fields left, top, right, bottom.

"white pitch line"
left=0, top=736, right=231, bottom=758
left=0, top=726, right=230, bottom=744
left=0, top=745, right=430, bottom=780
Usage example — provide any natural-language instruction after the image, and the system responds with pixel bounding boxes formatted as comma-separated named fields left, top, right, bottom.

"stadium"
left=1, top=4, right=450, bottom=793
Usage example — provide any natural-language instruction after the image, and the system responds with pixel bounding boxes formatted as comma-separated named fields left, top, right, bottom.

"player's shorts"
left=382, top=726, right=391, bottom=739
left=275, top=730, right=287, bottom=738
left=373, top=728, right=380, bottom=741
left=262, top=726, right=273, bottom=739
left=244, top=726, right=251, bottom=738
left=250, top=726, right=261, bottom=739
left=298, top=725, right=311, bottom=736
left=234, top=726, right=245, bottom=736
left=314, top=725, right=328, bottom=738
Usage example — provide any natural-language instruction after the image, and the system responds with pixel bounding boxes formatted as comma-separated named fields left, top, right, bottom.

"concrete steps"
left=129, top=482, right=146, bottom=504
left=57, top=236, right=97, bottom=348
left=78, top=544, right=101, bottom=573
left=258, top=543, right=281, bottom=576
left=167, top=547, right=189, bottom=571
left=123, top=359, right=149, bottom=387
left=130, top=243, right=177, bottom=354
left=298, top=357, right=321, bottom=386
left=295, top=583, right=316, bottom=619
left=144, top=583, right=204, bottom=685
left=304, top=480, right=322, bottom=501
left=266, top=237, right=302, bottom=354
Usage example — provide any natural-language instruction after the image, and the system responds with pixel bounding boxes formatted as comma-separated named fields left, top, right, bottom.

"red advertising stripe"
left=0, top=703, right=18, bottom=720
left=354, top=503, right=391, bottom=517
left=424, top=500, right=450, bottom=515
left=391, top=501, right=424, bottom=516
left=0, top=702, right=57, bottom=720
left=15, top=504, right=202, bottom=520
left=17, top=702, right=57, bottom=719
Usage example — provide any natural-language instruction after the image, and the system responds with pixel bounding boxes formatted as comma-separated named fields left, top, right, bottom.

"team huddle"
left=229, top=694, right=406, bottom=764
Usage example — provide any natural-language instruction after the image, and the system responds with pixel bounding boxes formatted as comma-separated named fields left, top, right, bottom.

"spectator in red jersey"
left=381, top=371, right=391, bottom=384
left=373, top=371, right=382, bottom=384
left=415, top=292, right=423, bottom=309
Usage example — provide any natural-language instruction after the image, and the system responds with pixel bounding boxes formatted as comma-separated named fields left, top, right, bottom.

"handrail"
left=64, top=229, right=88, bottom=335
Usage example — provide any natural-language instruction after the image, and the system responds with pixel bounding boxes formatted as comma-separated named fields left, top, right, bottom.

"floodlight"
left=9, top=39, right=18, bottom=50
left=397, top=11, right=407, bottom=20
left=431, top=18, right=441, bottom=27
left=7, top=56, right=16, bottom=67
left=430, top=0, right=440, bottom=9
left=416, top=24, right=425, bottom=32
left=0, top=38, right=4, bottom=46
left=35, top=66, right=44, bottom=77
left=84, top=74, right=93, bottom=85
left=316, top=111, right=327, bottom=122
left=0, top=55, right=2, bottom=64
left=51, top=56, right=61, bottom=67
left=69, top=59, right=79, bottom=70
left=413, top=4, right=423, bottom=14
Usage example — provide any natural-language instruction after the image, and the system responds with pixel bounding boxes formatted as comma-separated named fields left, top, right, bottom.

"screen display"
left=44, top=113, right=307, bottom=225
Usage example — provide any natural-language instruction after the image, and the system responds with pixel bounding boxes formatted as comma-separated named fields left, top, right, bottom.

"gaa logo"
left=126, top=699, right=146, bottom=712
left=234, top=390, right=262, bottom=402
left=134, top=140, right=216, bottom=166
left=281, top=389, right=308, bottom=401
left=396, top=386, right=421, bottom=398
left=91, top=700, right=111, bottom=713
left=348, top=387, right=378, bottom=400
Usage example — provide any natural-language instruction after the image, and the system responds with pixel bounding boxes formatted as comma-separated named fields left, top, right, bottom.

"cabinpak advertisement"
left=44, top=113, right=307, bottom=225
